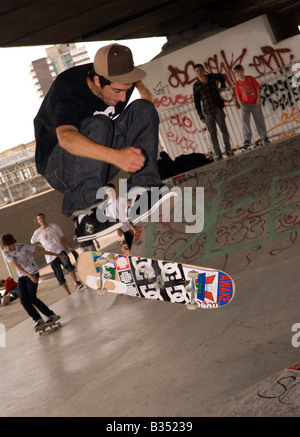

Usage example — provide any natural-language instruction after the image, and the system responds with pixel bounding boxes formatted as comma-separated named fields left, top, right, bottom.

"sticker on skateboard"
left=77, top=251, right=235, bottom=310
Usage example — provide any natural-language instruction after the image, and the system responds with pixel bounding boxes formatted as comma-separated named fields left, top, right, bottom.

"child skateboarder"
left=1, top=233, right=66, bottom=332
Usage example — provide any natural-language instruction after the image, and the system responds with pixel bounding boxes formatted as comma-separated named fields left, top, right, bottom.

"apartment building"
left=29, top=43, right=90, bottom=98
left=0, top=142, right=51, bottom=206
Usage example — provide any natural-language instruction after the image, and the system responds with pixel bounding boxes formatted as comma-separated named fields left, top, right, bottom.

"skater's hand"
left=114, top=147, right=146, bottom=173
left=28, top=274, right=39, bottom=283
left=59, top=253, right=68, bottom=261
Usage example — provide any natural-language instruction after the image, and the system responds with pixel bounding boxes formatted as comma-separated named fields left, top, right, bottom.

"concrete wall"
left=142, top=15, right=300, bottom=107
left=0, top=189, right=77, bottom=279
left=131, top=134, right=300, bottom=277
left=141, top=15, right=300, bottom=156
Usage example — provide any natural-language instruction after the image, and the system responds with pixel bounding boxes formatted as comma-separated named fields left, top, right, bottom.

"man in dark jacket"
left=193, top=64, right=233, bottom=160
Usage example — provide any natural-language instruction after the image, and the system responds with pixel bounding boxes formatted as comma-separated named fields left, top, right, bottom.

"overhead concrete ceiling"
left=0, top=0, right=299, bottom=51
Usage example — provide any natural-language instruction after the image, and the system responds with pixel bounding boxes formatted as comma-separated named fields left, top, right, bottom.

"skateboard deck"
left=37, top=320, right=61, bottom=335
left=234, top=139, right=264, bottom=154
left=77, top=251, right=235, bottom=310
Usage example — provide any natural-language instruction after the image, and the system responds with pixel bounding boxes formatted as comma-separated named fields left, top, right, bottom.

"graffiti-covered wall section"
left=142, top=15, right=300, bottom=158
left=131, top=134, right=300, bottom=274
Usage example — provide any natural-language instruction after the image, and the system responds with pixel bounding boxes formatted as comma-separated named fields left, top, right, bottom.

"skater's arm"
left=60, top=236, right=73, bottom=252
left=235, top=96, right=242, bottom=107
left=56, top=125, right=146, bottom=173
left=193, top=86, right=205, bottom=121
left=31, top=242, right=44, bottom=249
left=33, top=247, right=67, bottom=260
left=8, top=260, right=38, bottom=283
left=256, top=88, right=262, bottom=106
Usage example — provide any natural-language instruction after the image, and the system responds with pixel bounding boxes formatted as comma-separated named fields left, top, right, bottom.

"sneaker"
left=263, top=138, right=271, bottom=145
left=129, top=188, right=178, bottom=224
left=226, top=149, right=234, bottom=157
left=215, top=154, right=223, bottom=161
left=243, top=141, right=251, bottom=149
left=34, top=319, right=46, bottom=332
left=76, top=208, right=123, bottom=242
left=45, top=314, right=60, bottom=325
left=74, top=281, right=84, bottom=291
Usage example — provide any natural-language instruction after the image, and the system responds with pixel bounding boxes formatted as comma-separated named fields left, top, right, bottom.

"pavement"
left=1, top=134, right=300, bottom=417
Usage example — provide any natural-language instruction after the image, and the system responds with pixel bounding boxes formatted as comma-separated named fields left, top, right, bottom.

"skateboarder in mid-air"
left=1, top=233, right=65, bottom=332
left=34, top=43, right=177, bottom=243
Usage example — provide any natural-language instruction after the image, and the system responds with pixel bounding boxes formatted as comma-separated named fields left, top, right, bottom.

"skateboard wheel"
left=186, top=303, right=198, bottom=310
left=97, top=288, right=107, bottom=295
left=188, top=270, right=198, bottom=279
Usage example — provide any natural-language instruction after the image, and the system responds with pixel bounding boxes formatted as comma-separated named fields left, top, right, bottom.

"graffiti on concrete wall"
left=134, top=139, right=300, bottom=273
left=153, top=45, right=295, bottom=105
left=155, top=44, right=298, bottom=156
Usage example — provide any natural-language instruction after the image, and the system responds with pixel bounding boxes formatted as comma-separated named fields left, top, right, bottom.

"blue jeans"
left=50, top=251, right=74, bottom=286
left=18, top=274, right=54, bottom=322
left=44, top=99, right=163, bottom=216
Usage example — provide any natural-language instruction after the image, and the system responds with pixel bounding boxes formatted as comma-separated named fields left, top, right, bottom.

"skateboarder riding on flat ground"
left=34, top=43, right=177, bottom=242
left=1, top=233, right=63, bottom=332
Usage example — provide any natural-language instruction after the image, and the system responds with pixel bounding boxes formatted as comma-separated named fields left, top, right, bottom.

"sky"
left=0, top=37, right=167, bottom=154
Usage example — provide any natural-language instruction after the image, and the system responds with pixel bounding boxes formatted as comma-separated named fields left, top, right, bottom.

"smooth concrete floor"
left=1, top=253, right=300, bottom=417
left=2, top=137, right=300, bottom=417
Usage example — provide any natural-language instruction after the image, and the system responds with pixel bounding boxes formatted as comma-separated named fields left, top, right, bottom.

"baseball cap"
left=93, top=43, right=147, bottom=84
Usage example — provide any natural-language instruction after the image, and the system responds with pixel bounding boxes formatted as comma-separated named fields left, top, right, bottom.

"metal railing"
left=158, top=61, right=300, bottom=159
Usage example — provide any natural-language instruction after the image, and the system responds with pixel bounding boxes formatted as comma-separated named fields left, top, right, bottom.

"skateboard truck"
left=156, top=275, right=164, bottom=288
left=97, top=258, right=108, bottom=295
left=186, top=270, right=198, bottom=310
left=38, top=320, right=61, bottom=335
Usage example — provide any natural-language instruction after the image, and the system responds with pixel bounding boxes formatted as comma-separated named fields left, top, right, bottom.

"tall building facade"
left=0, top=142, right=51, bottom=206
left=0, top=44, right=91, bottom=207
left=29, top=43, right=90, bottom=98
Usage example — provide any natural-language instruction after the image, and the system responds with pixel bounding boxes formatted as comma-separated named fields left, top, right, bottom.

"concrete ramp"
left=1, top=135, right=300, bottom=417
left=131, top=134, right=300, bottom=275
left=203, top=362, right=300, bottom=417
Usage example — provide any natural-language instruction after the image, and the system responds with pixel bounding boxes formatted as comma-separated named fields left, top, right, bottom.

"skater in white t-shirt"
left=31, top=213, right=83, bottom=295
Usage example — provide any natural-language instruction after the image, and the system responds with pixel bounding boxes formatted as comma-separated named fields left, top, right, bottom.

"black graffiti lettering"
left=261, top=75, right=300, bottom=111
left=258, top=376, right=300, bottom=405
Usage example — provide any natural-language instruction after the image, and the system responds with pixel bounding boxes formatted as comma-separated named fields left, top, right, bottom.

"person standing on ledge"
left=233, top=64, right=270, bottom=148
left=193, top=63, right=234, bottom=160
